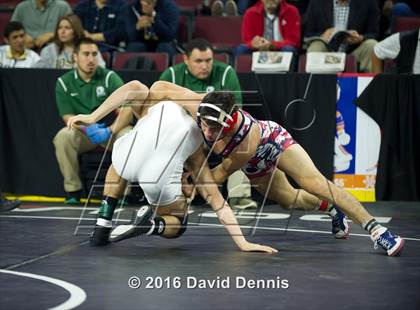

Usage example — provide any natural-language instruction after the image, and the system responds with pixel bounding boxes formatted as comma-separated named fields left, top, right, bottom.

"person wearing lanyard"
left=0, top=21, right=40, bottom=68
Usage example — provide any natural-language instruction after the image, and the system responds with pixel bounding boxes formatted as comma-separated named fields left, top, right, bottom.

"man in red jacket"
left=235, top=0, right=301, bottom=65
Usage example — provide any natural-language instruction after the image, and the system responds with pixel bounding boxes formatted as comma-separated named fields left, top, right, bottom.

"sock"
left=363, top=219, right=382, bottom=234
left=97, top=196, right=119, bottom=227
left=146, top=216, right=166, bottom=236
left=318, top=200, right=337, bottom=217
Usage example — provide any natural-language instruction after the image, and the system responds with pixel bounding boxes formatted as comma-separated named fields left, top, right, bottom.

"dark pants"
left=126, top=41, right=176, bottom=61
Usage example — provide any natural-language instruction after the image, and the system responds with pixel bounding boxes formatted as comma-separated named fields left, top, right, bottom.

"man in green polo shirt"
left=54, top=38, right=132, bottom=204
left=160, top=38, right=256, bottom=209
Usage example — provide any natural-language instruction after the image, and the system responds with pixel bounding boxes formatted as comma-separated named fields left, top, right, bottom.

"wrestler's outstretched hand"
left=67, top=114, right=96, bottom=129
left=239, top=241, right=278, bottom=254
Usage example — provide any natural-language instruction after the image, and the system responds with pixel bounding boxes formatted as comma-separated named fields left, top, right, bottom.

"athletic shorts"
left=242, top=120, right=296, bottom=179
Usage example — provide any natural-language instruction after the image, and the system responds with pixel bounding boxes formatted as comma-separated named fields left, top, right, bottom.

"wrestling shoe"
left=371, top=227, right=405, bottom=256
left=110, top=205, right=153, bottom=242
left=90, top=219, right=112, bottom=246
left=0, top=196, right=21, bottom=213
left=331, top=206, right=350, bottom=239
left=65, top=190, right=82, bottom=205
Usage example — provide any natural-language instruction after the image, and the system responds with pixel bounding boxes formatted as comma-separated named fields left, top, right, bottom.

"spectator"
left=211, top=0, right=239, bottom=16
left=35, top=14, right=106, bottom=69
left=235, top=0, right=301, bottom=64
left=372, top=28, right=420, bottom=73
left=53, top=38, right=132, bottom=204
left=161, top=39, right=243, bottom=104
left=382, top=1, right=420, bottom=32
left=74, top=0, right=126, bottom=50
left=11, top=0, right=72, bottom=50
left=0, top=191, right=20, bottom=213
left=0, top=21, right=40, bottom=68
left=304, top=0, right=380, bottom=73
left=160, top=38, right=257, bottom=209
left=120, top=0, right=179, bottom=59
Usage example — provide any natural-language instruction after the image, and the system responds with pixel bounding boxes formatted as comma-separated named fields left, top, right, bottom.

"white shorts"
left=112, top=101, right=202, bottom=205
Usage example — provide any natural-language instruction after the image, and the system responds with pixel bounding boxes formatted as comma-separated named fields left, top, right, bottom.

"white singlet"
left=112, top=101, right=203, bottom=205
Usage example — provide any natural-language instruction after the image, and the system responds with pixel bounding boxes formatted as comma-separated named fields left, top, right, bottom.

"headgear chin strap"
left=197, top=103, right=233, bottom=128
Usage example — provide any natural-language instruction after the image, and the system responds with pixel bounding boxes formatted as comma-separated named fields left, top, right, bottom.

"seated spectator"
left=383, top=1, right=420, bottom=32
left=53, top=38, right=132, bottom=204
left=35, top=14, right=106, bottom=69
left=160, top=38, right=258, bottom=210
left=304, top=0, right=380, bottom=73
left=211, top=0, right=239, bottom=16
left=0, top=191, right=20, bottom=213
left=372, top=28, right=420, bottom=73
left=161, top=38, right=243, bottom=108
left=0, top=21, right=40, bottom=68
left=235, top=0, right=301, bottom=64
left=11, top=0, right=72, bottom=50
left=74, top=0, right=126, bottom=51
left=120, top=0, right=179, bottom=59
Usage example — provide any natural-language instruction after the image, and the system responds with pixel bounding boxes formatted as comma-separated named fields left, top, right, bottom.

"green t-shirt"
left=159, top=60, right=243, bottom=106
left=55, top=66, right=124, bottom=116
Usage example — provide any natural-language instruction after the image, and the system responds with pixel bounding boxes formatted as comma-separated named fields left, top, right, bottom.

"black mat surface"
left=1, top=202, right=419, bottom=310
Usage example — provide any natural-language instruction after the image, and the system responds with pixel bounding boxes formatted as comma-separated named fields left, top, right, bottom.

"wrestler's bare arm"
left=212, top=153, right=251, bottom=184
left=185, top=146, right=277, bottom=253
left=67, top=80, right=149, bottom=128
left=149, top=81, right=205, bottom=117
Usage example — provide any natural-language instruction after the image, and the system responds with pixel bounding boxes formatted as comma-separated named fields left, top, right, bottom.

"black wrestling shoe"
left=0, top=196, right=21, bottom=213
left=110, top=205, right=153, bottom=242
left=90, top=219, right=112, bottom=246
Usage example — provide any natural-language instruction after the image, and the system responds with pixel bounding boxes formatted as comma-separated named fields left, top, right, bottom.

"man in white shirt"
left=0, top=21, right=40, bottom=68
left=372, top=28, right=420, bottom=73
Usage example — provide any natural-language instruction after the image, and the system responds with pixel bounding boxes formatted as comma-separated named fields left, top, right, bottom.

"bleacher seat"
left=193, top=16, right=242, bottom=49
left=393, top=17, right=420, bottom=33
left=175, top=0, right=202, bottom=11
left=172, top=52, right=229, bottom=65
left=112, top=52, right=169, bottom=71
left=384, top=59, right=396, bottom=73
left=234, top=54, right=252, bottom=73
left=0, top=11, right=12, bottom=45
left=66, top=0, right=80, bottom=7
left=298, top=54, right=358, bottom=73
left=0, top=1, right=21, bottom=10
left=177, top=14, right=192, bottom=45
left=101, top=51, right=111, bottom=68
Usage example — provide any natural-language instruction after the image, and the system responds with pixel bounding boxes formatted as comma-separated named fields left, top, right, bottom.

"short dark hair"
left=200, top=91, right=238, bottom=127
left=74, top=37, right=98, bottom=53
left=4, top=21, right=24, bottom=39
left=185, top=38, right=213, bottom=57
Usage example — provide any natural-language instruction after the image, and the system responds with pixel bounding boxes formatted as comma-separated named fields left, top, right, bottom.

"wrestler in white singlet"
left=112, top=101, right=202, bottom=205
